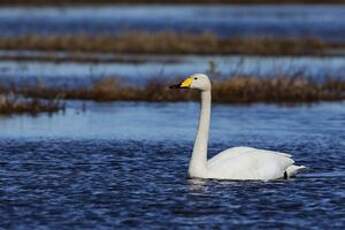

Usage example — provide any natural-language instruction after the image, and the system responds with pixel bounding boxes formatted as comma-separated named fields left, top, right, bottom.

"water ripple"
left=0, top=137, right=344, bottom=228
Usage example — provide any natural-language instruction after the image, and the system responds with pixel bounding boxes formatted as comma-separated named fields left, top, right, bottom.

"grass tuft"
left=0, top=33, right=340, bottom=56
left=0, top=92, right=64, bottom=115
left=12, top=75, right=345, bottom=104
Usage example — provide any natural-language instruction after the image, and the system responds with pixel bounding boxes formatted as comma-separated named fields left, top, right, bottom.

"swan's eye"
left=194, top=77, right=198, bottom=80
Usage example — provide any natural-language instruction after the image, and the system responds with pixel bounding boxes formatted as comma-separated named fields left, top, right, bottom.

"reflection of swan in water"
left=170, top=73, right=305, bottom=181
left=187, top=179, right=208, bottom=193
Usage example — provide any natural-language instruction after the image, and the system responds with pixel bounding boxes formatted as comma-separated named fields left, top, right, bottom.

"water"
left=1, top=101, right=345, bottom=228
left=1, top=54, right=345, bottom=86
left=1, top=5, right=345, bottom=41
left=1, top=4, right=345, bottom=228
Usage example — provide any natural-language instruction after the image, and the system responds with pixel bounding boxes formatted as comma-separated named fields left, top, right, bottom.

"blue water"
left=1, top=5, right=345, bottom=41
left=1, top=4, right=344, bottom=228
left=0, top=54, right=345, bottom=87
left=0, top=101, right=344, bottom=228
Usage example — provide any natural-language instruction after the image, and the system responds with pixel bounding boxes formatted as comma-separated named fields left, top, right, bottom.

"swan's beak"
left=169, top=77, right=193, bottom=89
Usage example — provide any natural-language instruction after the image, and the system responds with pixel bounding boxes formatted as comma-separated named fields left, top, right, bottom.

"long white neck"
left=188, top=90, right=211, bottom=178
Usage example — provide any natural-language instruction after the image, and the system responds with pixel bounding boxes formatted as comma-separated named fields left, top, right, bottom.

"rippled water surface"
left=1, top=101, right=344, bottom=228
left=1, top=54, right=345, bottom=86
left=1, top=5, right=345, bottom=41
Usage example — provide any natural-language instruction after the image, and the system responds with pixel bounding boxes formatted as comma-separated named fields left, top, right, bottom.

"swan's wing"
left=208, top=146, right=292, bottom=165
left=207, top=146, right=294, bottom=180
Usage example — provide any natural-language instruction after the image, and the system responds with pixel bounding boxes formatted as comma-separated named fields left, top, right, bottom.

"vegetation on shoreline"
left=0, top=93, right=64, bottom=115
left=0, top=33, right=341, bottom=56
left=11, top=76, right=345, bottom=104
left=1, top=0, right=345, bottom=5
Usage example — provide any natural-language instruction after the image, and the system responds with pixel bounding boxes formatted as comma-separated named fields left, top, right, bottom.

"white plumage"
left=208, top=146, right=305, bottom=180
left=171, top=73, right=305, bottom=181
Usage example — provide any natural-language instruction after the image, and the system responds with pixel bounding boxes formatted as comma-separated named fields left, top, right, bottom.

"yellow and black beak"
left=169, top=77, right=193, bottom=89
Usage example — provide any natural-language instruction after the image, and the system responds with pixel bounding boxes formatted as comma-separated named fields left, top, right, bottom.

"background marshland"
left=0, top=2, right=344, bottom=229
left=0, top=33, right=340, bottom=56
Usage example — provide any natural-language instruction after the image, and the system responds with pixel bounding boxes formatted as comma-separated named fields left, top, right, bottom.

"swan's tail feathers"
left=285, top=165, right=306, bottom=178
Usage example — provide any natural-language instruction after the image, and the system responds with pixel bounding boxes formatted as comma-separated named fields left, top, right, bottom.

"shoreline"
left=0, top=95, right=64, bottom=115
left=1, top=49, right=345, bottom=64
left=8, top=76, right=345, bottom=104
left=1, top=75, right=344, bottom=115
left=0, top=33, right=343, bottom=57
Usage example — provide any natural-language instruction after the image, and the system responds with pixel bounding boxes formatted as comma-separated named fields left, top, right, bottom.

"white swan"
left=170, top=73, right=305, bottom=181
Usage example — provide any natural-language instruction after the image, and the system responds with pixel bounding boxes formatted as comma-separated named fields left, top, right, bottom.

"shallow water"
left=1, top=54, right=345, bottom=86
left=1, top=5, right=345, bottom=41
left=0, top=101, right=344, bottom=228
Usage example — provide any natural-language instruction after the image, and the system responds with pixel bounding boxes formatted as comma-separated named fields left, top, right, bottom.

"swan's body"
left=207, top=147, right=304, bottom=180
left=170, top=73, right=305, bottom=181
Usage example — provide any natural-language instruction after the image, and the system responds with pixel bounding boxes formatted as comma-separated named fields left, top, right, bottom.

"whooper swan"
left=170, top=73, right=305, bottom=181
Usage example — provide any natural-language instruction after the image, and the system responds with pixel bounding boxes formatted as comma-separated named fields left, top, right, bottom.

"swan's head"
left=170, top=73, right=211, bottom=91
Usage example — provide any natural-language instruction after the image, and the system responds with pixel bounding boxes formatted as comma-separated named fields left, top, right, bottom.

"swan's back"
left=207, top=147, right=298, bottom=180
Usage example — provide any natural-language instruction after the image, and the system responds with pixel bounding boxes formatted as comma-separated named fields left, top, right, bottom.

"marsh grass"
left=0, top=33, right=339, bottom=56
left=0, top=92, right=64, bottom=115
left=14, top=75, right=345, bottom=104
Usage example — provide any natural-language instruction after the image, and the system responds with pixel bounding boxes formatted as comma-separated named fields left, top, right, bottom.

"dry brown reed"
left=0, top=33, right=338, bottom=56
left=0, top=92, right=64, bottom=115
left=14, top=75, right=345, bottom=104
